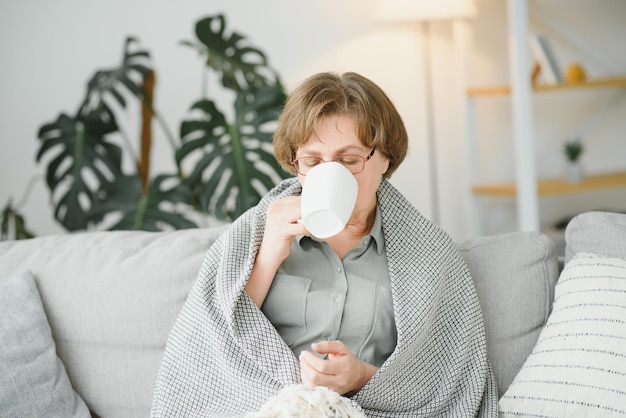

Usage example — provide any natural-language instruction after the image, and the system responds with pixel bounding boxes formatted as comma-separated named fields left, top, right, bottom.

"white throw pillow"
left=499, top=252, right=626, bottom=417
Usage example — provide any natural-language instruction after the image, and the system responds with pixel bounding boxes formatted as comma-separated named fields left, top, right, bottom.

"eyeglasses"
left=291, top=149, right=375, bottom=176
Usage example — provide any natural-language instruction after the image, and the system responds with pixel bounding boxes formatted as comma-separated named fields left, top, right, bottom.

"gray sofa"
left=1, top=211, right=625, bottom=417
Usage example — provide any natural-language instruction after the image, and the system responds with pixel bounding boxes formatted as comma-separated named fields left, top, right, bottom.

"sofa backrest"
left=457, top=231, right=560, bottom=397
left=1, top=219, right=572, bottom=414
left=0, top=226, right=228, bottom=418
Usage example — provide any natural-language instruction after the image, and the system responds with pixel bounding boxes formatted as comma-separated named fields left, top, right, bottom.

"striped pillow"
left=499, top=252, right=626, bottom=416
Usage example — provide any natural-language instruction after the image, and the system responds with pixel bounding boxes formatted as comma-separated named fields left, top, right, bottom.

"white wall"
left=0, top=0, right=434, bottom=237
left=1, top=0, right=625, bottom=241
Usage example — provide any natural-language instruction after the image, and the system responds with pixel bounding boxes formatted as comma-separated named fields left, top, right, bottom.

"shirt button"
left=333, top=296, right=342, bottom=303
left=337, top=267, right=342, bottom=273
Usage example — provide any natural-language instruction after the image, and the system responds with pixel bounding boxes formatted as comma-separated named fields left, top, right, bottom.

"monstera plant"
left=3, top=14, right=288, bottom=238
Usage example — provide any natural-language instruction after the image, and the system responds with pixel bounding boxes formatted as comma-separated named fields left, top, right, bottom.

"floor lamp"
left=377, top=0, right=477, bottom=225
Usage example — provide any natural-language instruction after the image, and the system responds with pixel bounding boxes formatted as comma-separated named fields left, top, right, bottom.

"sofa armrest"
left=564, top=210, right=626, bottom=264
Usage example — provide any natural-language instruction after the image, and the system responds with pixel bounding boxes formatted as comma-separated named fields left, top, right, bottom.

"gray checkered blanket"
left=151, top=178, right=498, bottom=417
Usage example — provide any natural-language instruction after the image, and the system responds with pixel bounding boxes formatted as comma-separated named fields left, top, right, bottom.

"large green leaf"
left=85, top=174, right=197, bottom=231
left=187, top=14, right=277, bottom=92
left=177, top=84, right=288, bottom=221
left=36, top=113, right=122, bottom=230
left=35, top=36, right=152, bottom=232
left=77, top=36, right=151, bottom=125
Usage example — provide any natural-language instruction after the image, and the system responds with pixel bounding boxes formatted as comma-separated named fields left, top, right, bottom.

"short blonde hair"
left=273, top=72, right=408, bottom=178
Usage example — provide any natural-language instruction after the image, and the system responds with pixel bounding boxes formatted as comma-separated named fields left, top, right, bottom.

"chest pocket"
left=339, top=280, right=397, bottom=366
left=261, top=274, right=311, bottom=346
left=361, top=283, right=396, bottom=364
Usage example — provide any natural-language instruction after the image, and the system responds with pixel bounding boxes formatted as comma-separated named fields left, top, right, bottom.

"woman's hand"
left=258, top=196, right=306, bottom=264
left=299, top=340, right=378, bottom=396
left=245, top=196, right=307, bottom=307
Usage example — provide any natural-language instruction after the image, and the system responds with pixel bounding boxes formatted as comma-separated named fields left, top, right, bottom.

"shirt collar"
left=296, top=205, right=384, bottom=255
left=369, top=206, right=384, bottom=255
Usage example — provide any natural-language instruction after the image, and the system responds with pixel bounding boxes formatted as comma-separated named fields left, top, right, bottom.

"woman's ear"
left=381, top=157, right=390, bottom=175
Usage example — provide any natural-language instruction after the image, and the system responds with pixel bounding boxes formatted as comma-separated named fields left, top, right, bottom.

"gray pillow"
left=457, top=231, right=559, bottom=397
left=564, top=211, right=626, bottom=263
left=0, top=270, right=90, bottom=417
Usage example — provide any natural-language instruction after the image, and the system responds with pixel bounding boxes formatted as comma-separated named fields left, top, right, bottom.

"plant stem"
left=133, top=195, right=148, bottom=230
left=140, top=94, right=182, bottom=177
left=15, top=174, right=44, bottom=210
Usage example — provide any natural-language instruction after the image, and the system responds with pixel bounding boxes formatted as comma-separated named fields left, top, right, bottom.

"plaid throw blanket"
left=151, top=178, right=498, bottom=417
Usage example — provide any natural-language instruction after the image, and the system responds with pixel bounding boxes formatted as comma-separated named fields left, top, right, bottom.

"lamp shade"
left=377, top=0, right=477, bottom=22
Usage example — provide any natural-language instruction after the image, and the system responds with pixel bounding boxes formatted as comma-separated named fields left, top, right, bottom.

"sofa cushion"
left=565, top=211, right=626, bottom=264
left=0, top=270, right=90, bottom=417
left=499, top=252, right=626, bottom=416
left=0, top=226, right=228, bottom=418
left=457, top=231, right=559, bottom=397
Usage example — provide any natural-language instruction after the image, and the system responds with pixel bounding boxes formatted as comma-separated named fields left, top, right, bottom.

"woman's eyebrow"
left=297, top=146, right=365, bottom=156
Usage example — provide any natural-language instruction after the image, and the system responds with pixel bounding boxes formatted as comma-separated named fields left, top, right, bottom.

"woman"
left=151, top=72, right=498, bottom=417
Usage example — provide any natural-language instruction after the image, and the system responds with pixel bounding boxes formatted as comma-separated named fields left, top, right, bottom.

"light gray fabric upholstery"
left=457, top=231, right=559, bottom=397
left=0, top=226, right=228, bottom=418
left=0, top=270, right=90, bottom=418
left=5, top=210, right=621, bottom=414
left=564, top=211, right=626, bottom=263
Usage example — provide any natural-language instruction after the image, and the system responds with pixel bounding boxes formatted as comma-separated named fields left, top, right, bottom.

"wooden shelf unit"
left=467, top=76, right=626, bottom=97
left=461, top=0, right=626, bottom=236
left=472, top=171, right=626, bottom=197
left=468, top=76, right=626, bottom=201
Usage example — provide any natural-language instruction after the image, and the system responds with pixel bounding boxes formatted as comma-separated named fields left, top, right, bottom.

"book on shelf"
left=529, top=33, right=563, bottom=85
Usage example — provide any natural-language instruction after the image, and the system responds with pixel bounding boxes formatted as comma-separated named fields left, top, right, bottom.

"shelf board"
left=467, top=76, right=626, bottom=97
left=472, top=170, right=626, bottom=197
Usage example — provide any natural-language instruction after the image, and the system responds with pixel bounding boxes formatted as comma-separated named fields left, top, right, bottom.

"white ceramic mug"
left=300, top=162, right=358, bottom=239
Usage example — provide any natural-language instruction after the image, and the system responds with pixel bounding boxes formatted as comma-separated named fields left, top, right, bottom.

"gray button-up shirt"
left=261, top=207, right=397, bottom=367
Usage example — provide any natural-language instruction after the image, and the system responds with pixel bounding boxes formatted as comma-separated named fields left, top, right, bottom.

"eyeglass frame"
left=290, top=148, right=376, bottom=176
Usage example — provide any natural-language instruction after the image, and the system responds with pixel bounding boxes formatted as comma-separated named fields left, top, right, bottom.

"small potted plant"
left=563, top=137, right=585, bottom=183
